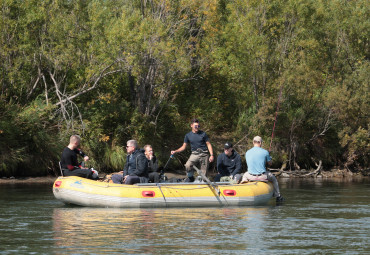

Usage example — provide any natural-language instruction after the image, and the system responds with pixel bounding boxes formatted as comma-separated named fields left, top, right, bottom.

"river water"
left=0, top=178, right=369, bottom=254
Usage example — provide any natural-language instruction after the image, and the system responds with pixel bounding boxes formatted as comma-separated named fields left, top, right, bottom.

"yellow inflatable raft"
left=53, top=176, right=273, bottom=207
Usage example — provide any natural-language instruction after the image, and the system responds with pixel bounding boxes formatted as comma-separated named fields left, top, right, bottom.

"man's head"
left=69, top=135, right=81, bottom=149
left=253, top=136, right=263, bottom=147
left=144, top=144, right=153, bottom=158
left=190, top=118, right=200, bottom=132
left=126, top=140, right=137, bottom=154
left=224, top=142, right=233, bottom=156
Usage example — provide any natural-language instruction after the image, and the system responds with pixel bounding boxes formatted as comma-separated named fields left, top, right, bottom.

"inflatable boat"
left=53, top=176, right=273, bottom=208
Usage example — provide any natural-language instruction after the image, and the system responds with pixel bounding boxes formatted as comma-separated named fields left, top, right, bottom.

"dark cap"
left=224, top=142, right=233, bottom=149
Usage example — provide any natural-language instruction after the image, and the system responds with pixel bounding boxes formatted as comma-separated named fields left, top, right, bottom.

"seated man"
left=241, top=136, right=284, bottom=202
left=60, top=135, right=98, bottom=180
left=112, top=140, right=148, bottom=185
left=144, top=145, right=160, bottom=183
left=214, top=142, right=242, bottom=183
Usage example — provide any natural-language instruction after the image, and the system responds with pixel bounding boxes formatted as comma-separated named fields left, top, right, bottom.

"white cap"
left=253, top=136, right=263, bottom=143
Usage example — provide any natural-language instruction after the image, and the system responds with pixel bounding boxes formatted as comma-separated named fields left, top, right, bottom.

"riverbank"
left=0, top=168, right=368, bottom=185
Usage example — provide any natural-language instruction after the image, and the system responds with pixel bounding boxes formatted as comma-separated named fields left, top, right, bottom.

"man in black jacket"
left=144, top=145, right=160, bottom=183
left=214, top=142, right=242, bottom=183
left=60, top=135, right=98, bottom=180
left=112, top=140, right=148, bottom=184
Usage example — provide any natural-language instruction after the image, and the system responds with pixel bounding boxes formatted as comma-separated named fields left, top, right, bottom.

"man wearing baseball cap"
left=242, top=136, right=284, bottom=203
left=214, top=142, right=242, bottom=183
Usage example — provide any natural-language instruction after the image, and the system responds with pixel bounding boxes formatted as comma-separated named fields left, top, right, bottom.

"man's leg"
left=214, top=173, right=223, bottom=182
left=64, top=168, right=95, bottom=180
left=233, top=174, right=242, bottom=183
left=241, top=172, right=267, bottom=182
left=149, top=172, right=160, bottom=183
left=124, top=176, right=141, bottom=185
left=266, top=171, right=281, bottom=197
left=111, top=174, right=124, bottom=184
left=199, top=153, right=209, bottom=177
left=185, top=153, right=200, bottom=181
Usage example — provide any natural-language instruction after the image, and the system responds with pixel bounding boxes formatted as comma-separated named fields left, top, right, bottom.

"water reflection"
left=1, top=178, right=369, bottom=254
left=52, top=206, right=271, bottom=253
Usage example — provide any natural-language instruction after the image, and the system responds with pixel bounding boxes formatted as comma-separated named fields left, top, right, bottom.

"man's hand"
left=209, top=155, right=214, bottom=163
left=170, top=150, right=176, bottom=155
left=123, top=175, right=128, bottom=183
left=84, top=156, right=89, bottom=162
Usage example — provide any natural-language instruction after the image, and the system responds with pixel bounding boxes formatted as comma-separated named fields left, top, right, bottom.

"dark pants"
left=149, top=172, right=160, bottom=183
left=112, top=174, right=141, bottom=185
left=62, top=168, right=98, bottom=180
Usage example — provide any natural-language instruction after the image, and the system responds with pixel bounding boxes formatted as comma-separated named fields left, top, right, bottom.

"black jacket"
left=148, top=155, right=159, bottom=173
left=123, top=149, right=148, bottom=182
left=216, top=150, right=242, bottom=177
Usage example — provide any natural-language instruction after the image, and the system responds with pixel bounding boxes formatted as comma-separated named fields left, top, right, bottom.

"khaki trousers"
left=241, top=171, right=281, bottom=197
left=185, top=152, right=209, bottom=176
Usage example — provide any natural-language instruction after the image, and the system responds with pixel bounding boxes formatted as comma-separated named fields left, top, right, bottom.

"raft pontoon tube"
left=53, top=176, right=273, bottom=208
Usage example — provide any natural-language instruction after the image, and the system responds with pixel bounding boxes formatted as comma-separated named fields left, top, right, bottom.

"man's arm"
left=149, top=157, right=159, bottom=172
left=206, top=141, right=214, bottom=162
left=266, top=152, right=272, bottom=167
left=231, top=154, right=242, bottom=176
left=132, top=154, right=148, bottom=176
left=123, top=158, right=129, bottom=176
left=216, top=154, right=223, bottom=173
left=171, top=143, right=187, bottom=155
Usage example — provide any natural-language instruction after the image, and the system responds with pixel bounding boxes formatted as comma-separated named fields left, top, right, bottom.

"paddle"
left=193, top=165, right=220, bottom=193
left=159, top=155, right=173, bottom=181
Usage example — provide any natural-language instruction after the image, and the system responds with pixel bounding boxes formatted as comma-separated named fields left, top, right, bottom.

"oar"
left=193, top=166, right=228, bottom=205
left=159, top=155, right=173, bottom=181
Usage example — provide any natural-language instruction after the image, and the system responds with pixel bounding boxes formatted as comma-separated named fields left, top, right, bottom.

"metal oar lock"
left=193, top=166, right=229, bottom=206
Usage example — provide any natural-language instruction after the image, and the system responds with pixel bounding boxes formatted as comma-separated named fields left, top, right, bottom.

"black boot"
left=276, top=195, right=285, bottom=203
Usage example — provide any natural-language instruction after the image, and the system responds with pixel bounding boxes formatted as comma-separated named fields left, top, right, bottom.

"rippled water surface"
left=0, top=178, right=369, bottom=254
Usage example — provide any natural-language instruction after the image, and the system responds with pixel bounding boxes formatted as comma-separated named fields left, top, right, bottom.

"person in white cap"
left=242, top=136, right=284, bottom=202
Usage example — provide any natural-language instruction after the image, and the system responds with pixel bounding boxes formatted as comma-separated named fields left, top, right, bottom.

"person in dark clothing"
left=112, top=140, right=148, bottom=185
left=60, top=135, right=98, bottom=180
left=144, top=145, right=160, bottom=183
left=214, top=142, right=242, bottom=183
left=171, top=119, right=214, bottom=182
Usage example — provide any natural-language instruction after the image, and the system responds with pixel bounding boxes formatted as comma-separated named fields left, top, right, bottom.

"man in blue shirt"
left=242, top=136, right=284, bottom=202
left=171, top=119, right=214, bottom=182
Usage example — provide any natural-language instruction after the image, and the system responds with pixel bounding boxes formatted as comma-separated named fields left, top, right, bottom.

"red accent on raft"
left=55, top=181, right=62, bottom=187
left=142, top=191, right=155, bottom=197
left=223, top=189, right=236, bottom=196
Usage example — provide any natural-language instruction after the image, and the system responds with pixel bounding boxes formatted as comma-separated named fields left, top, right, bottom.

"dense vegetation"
left=0, top=0, right=368, bottom=177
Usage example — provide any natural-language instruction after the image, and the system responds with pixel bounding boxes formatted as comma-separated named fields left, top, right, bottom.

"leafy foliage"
left=0, top=0, right=368, bottom=176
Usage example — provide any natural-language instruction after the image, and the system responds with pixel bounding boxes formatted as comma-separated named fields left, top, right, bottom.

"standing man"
left=171, top=119, right=214, bottom=182
left=112, top=140, right=148, bottom=185
left=242, top=136, right=284, bottom=202
left=60, top=135, right=98, bottom=180
left=144, top=144, right=160, bottom=183
left=215, top=142, right=242, bottom=183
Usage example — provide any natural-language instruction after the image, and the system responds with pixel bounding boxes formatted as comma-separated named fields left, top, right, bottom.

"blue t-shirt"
left=245, top=147, right=272, bottom=175
left=184, top=130, right=209, bottom=151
